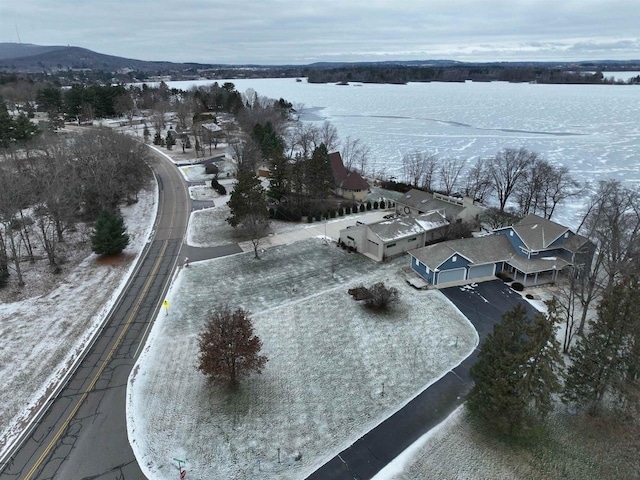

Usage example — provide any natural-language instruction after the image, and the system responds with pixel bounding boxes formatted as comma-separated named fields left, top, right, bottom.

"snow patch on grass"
left=128, top=239, right=477, bottom=479
left=0, top=186, right=157, bottom=457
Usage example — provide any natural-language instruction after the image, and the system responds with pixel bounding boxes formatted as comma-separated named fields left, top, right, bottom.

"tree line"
left=469, top=275, right=639, bottom=439
left=305, top=65, right=640, bottom=85
left=0, top=128, right=151, bottom=287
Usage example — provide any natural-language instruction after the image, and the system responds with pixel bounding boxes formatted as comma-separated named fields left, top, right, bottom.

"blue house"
left=409, top=214, right=594, bottom=287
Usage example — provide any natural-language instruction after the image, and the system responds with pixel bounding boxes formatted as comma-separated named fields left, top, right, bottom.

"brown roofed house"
left=329, top=152, right=370, bottom=202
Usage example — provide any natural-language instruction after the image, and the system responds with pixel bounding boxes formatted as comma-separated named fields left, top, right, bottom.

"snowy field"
left=373, top=405, right=640, bottom=480
left=0, top=185, right=157, bottom=456
left=127, top=239, right=477, bottom=479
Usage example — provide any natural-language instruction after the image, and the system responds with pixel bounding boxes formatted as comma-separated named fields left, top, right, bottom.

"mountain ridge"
left=1, top=42, right=639, bottom=74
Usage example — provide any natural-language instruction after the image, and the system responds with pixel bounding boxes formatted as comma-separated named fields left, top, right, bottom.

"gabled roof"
left=329, top=152, right=369, bottom=191
left=396, top=188, right=434, bottom=210
left=410, top=235, right=514, bottom=270
left=510, top=214, right=569, bottom=250
left=416, top=198, right=464, bottom=219
left=368, top=211, right=449, bottom=242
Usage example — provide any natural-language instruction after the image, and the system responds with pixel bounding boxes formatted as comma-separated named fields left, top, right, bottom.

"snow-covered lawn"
left=127, top=239, right=477, bottom=480
left=0, top=186, right=157, bottom=456
left=374, top=404, right=640, bottom=480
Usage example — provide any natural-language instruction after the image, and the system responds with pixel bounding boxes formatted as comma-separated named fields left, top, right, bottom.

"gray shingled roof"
left=511, top=214, right=569, bottom=250
left=397, top=189, right=434, bottom=210
left=368, top=211, right=448, bottom=242
left=417, top=198, right=464, bottom=219
left=410, top=233, right=572, bottom=274
left=409, top=235, right=514, bottom=270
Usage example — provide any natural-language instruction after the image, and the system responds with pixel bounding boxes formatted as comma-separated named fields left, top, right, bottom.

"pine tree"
left=13, top=113, right=40, bottom=142
left=227, top=169, right=268, bottom=228
left=0, top=98, right=15, bottom=148
left=197, top=306, right=268, bottom=387
left=268, top=153, right=290, bottom=202
left=521, top=298, right=564, bottom=418
left=91, top=210, right=130, bottom=255
left=467, top=303, right=562, bottom=436
left=563, top=277, right=640, bottom=415
left=305, top=144, right=334, bottom=201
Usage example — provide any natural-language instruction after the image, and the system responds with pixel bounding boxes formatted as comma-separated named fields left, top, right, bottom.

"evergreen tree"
left=91, top=211, right=130, bottom=255
left=166, top=132, right=176, bottom=150
left=467, top=303, right=562, bottom=436
left=268, top=153, right=290, bottom=202
left=521, top=298, right=564, bottom=418
left=563, top=277, right=640, bottom=415
left=13, top=114, right=40, bottom=142
left=252, top=121, right=284, bottom=161
left=305, top=143, right=334, bottom=201
left=0, top=98, right=15, bottom=148
left=227, top=169, right=268, bottom=228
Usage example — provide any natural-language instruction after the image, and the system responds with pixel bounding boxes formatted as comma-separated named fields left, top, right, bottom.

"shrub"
left=366, top=201, right=372, bottom=210
left=273, top=206, right=302, bottom=222
left=373, top=201, right=379, bottom=209
left=205, top=163, right=219, bottom=175
left=365, top=282, right=400, bottom=310
left=307, top=215, right=313, bottom=223
left=211, top=178, right=226, bottom=195
left=526, top=294, right=534, bottom=299
left=359, top=204, right=366, bottom=212
left=511, top=282, right=524, bottom=291
left=496, top=271, right=513, bottom=282
left=329, top=209, right=336, bottom=218
left=379, top=200, right=386, bottom=209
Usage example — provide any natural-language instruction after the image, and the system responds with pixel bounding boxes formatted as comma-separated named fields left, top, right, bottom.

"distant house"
left=339, top=211, right=449, bottom=262
left=395, top=189, right=484, bottom=222
left=329, top=152, right=369, bottom=202
left=409, top=214, right=594, bottom=287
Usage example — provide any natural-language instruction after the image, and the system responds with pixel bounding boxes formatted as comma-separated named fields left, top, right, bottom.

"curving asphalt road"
left=0, top=148, right=190, bottom=480
left=1, top=141, right=540, bottom=480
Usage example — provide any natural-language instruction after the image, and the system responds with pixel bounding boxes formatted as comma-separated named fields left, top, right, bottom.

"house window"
left=347, top=236, right=354, bottom=241
left=408, top=237, right=417, bottom=242
left=387, top=243, right=397, bottom=248
left=510, top=231, right=514, bottom=236
left=564, top=232, right=569, bottom=238
left=452, top=255, right=457, bottom=262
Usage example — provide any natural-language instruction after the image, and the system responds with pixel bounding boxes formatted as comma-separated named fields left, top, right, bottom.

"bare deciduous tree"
left=402, top=151, right=439, bottom=189
left=439, top=157, right=465, bottom=195
left=489, top=147, right=537, bottom=212
left=463, top=158, right=494, bottom=202
left=240, top=213, right=270, bottom=259
left=197, top=306, right=268, bottom=387
left=341, top=136, right=371, bottom=175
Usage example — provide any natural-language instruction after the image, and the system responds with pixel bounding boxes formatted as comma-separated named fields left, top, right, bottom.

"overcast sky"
left=1, top=1, right=639, bottom=65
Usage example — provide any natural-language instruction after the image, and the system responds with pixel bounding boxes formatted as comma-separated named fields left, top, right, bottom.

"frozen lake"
left=163, top=77, right=640, bottom=226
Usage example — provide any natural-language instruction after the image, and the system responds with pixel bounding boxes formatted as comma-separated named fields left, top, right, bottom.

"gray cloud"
left=1, top=1, right=638, bottom=63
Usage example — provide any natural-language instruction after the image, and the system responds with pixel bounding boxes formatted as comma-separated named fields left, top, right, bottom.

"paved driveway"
left=442, top=279, right=541, bottom=382
left=307, top=280, right=542, bottom=480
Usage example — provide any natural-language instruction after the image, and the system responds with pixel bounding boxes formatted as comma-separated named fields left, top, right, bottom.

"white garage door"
left=437, top=268, right=467, bottom=284
left=468, top=263, right=495, bottom=279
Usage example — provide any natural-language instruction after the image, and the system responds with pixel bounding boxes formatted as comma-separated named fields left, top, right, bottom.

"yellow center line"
left=23, top=239, right=169, bottom=480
